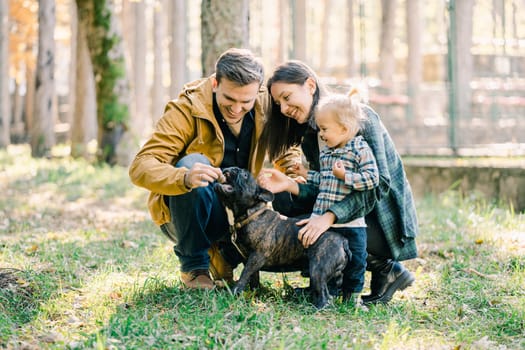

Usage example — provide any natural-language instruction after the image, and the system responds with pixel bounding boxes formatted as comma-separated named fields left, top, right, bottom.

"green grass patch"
left=0, top=145, right=523, bottom=349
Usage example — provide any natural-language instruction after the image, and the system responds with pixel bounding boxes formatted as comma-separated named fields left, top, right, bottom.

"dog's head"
left=214, top=167, right=274, bottom=216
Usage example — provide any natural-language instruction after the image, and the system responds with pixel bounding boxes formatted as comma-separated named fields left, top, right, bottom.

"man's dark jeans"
left=161, top=154, right=231, bottom=273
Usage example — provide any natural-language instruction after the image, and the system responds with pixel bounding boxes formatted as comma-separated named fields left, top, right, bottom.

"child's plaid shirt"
left=307, top=135, right=379, bottom=219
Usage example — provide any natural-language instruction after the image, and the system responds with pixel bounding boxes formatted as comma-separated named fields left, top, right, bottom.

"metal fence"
left=318, top=0, right=525, bottom=157
left=326, top=61, right=525, bottom=157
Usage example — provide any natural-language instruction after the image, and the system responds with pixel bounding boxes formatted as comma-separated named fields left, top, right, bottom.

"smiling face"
left=269, top=78, right=316, bottom=124
left=213, top=78, right=260, bottom=124
left=315, top=111, right=351, bottom=149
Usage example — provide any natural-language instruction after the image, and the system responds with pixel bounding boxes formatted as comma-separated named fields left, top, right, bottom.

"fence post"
left=446, top=0, right=458, bottom=155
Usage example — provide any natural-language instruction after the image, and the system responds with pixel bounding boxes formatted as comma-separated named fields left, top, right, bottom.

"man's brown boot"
left=180, top=270, right=215, bottom=290
left=208, top=243, right=234, bottom=285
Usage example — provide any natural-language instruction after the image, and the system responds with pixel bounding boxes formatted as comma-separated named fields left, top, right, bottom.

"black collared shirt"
left=213, top=94, right=255, bottom=169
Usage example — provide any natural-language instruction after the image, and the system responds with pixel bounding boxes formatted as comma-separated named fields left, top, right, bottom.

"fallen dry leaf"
left=25, top=244, right=39, bottom=254
left=462, top=267, right=497, bottom=280
left=109, top=291, right=122, bottom=300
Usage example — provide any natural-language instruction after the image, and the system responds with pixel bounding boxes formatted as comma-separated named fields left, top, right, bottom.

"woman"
left=258, top=60, right=418, bottom=304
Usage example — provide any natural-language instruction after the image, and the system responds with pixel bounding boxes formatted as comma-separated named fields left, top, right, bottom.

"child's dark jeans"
left=332, top=226, right=368, bottom=294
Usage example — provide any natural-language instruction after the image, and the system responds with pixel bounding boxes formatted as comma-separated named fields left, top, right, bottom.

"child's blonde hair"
left=315, top=89, right=364, bottom=136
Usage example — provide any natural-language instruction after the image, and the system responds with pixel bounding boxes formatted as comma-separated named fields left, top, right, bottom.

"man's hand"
left=184, top=163, right=223, bottom=189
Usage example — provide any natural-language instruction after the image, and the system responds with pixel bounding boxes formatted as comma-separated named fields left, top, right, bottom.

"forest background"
left=0, top=0, right=524, bottom=164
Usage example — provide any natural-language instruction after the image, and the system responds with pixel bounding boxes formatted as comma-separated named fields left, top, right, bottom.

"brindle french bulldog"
left=214, top=166, right=351, bottom=309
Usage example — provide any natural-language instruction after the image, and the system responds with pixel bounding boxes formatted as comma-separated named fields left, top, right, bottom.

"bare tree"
left=454, top=0, right=474, bottom=120
left=66, top=0, right=77, bottom=143
left=277, top=0, right=289, bottom=63
left=24, top=65, right=36, bottom=144
left=379, top=0, right=397, bottom=91
left=201, top=0, right=249, bottom=75
left=319, top=0, right=334, bottom=74
left=0, top=0, right=9, bottom=147
left=9, top=0, right=38, bottom=144
left=511, top=0, right=518, bottom=41
left=76, top=0, right=131, bottom=165
left=71, top=4, right=96, bottom=159
left=169, top=0, right=187, bottom=97
left=31, top=0, right=56, bottom=157
left=131, top=0, right=148, bottom=139
left=491, top=0, right=504, bottom=50
left=11, top=82, right=24, bottom=142
left=346, top=0, right=356, bottom=78
left=152, top=0, right=167, bottom=122
left=406, top=0, right=422, bottom=121
left=291, top=0, right=306, bottom=61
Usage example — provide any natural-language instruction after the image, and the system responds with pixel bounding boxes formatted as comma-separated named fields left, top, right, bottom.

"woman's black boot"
left=361, top=255, right=414, bottom=305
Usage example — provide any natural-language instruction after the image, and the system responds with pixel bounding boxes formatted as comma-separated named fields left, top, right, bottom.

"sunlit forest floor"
left=1, top=145, right=524, bottom=349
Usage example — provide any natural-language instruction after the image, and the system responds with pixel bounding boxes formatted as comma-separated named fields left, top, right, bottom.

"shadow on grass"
left=0, top=225, right=162, bottom=347
left=0, top=268, right=59, bottom=346
left=78, top=277, right=319, bottom=349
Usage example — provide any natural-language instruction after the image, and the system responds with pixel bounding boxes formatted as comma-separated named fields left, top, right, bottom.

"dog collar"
left=225, top=202, right=269, bottom=260
left=234, top=203, right=269, bottom=230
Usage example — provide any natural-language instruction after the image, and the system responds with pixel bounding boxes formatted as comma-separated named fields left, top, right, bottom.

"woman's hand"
left=296, top=212, right=336, bottom=248
left=257, top=168, right=299, bottom=195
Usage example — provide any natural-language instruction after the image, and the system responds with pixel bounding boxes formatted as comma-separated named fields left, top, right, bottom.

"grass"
left=1, top=144, right=524, bottom=349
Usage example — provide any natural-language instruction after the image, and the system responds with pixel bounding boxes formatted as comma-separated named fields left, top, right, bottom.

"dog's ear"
left=257, top=187, right=274, bottom=202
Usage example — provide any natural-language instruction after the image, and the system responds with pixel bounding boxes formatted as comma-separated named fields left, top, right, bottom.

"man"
left=129, top=48, right=268, bottom=289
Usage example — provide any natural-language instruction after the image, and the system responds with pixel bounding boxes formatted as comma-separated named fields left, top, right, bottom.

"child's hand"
left=332, top=160, right=346, bottom=180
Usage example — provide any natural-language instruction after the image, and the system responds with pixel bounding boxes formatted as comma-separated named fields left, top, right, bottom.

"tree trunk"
left=319, top=0, right=333, bottom=74
left=277, top=0, right=289, bottom=63
left=24, top=66, right=36, bottom=144
left=379, top=0, right=397, bottom=90
left=491, top=0, right=503, bottom=49
left=131, top=0, right=148, bottom=139
left=511, top=0, right=517, bottom=41
left=71, top=6, right=97, bottom=159
left=12, top=81, right=25, bottom=143
left=454, top=0, right=473, bottom=120
left=291, top=0, right=306, bottom=61
left=31, top=0, right=56, bottom=157
left=406, top=0, right=422, bottom=121
left=121, top=0, right=133, bottom=61
left=76, top=0, right=131, bottom=165
left=201, top=0, right=249, bottom=76
left=152, top=0, right=167, bottom=123
left=66, top=0, right=77, bottom=143
left=169, top=0, right=187, bottom=97
left=0, top=0, right=9, bottom=148
left=346, top=0, right=356, bottom=79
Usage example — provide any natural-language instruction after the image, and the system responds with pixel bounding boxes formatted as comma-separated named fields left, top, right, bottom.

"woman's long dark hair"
left=260, top=60, right=327, bottom=162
